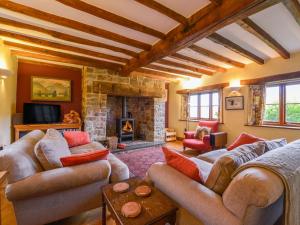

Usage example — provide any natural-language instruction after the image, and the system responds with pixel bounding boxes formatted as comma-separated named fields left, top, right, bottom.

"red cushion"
left=64, top=131, right=91, bottom=148
left=60, top=149, right=109, bottom=167
left=199, top=121, right=219, bottom=133
left=183, top=139, right=212, bottom=152
left=162, top=147, right=203, bottom=183
left=227, top=133, right=265, bottom=150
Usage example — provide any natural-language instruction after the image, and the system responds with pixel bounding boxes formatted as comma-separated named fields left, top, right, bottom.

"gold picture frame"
left=31, top=76, right=71, bottom=102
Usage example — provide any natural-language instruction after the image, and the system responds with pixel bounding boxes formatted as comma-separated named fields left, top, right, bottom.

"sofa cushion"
left=205, top=142, right=266, bottom=194
left=0, top=130, right=45, bottom=183
left=191, top=158, right=213, bottom=182
left=69, top=142, right=105, bottom=154
left=34, top=129, right=71, bottom=170
left=64, top=131, right=91, bottom=148
left=227, top=133, right=265, bottom=150
left=162, top=147, right=203, bottom=183
left=197, top=149, right=228, bottom=163
left=264, top=138, right=287, bottom=152
left=60, top=149, right=109, bottom=167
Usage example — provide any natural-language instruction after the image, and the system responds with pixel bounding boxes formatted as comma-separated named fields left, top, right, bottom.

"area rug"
left=114, top=146, right=165, bottom=178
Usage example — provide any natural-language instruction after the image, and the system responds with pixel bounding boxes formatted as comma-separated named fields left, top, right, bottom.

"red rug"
left=115, top=146, right=165, bottom=178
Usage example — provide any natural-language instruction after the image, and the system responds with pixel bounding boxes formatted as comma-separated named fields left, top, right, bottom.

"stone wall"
left=82, top=67, right=166, bottom=142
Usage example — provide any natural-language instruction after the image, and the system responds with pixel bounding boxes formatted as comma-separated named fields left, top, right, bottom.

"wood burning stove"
left=116, top=97, right=135, bottom=142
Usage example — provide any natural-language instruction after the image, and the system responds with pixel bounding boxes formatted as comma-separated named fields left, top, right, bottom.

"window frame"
left=188, top=91, right=220, bottom=121
left=263, top=82, right=300, bottom=127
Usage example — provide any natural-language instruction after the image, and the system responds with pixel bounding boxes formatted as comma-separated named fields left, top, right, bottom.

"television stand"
left=14, top=123, right=82, bottom=141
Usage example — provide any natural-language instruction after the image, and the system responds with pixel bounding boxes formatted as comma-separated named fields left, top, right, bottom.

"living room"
left=0, top=1, right=300, bottom=225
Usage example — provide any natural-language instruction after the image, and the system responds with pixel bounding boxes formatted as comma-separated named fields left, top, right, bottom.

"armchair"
left=183, top=121, right=227, bottom=153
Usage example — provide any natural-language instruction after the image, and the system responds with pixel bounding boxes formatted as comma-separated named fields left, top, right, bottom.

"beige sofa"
left=147, top=148, right=284, bottom=225
left=0, top=130, right=129, bottom=225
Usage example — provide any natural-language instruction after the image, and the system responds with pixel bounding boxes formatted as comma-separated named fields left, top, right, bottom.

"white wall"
left=0, top=40, right=17, bottom=147
left=169, top=52, right=300, bottom=144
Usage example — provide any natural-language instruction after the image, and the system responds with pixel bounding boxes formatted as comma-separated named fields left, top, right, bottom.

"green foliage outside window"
left=264, top=104, right=300, bottom=123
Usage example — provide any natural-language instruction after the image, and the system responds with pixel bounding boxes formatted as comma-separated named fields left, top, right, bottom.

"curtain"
left=218, top=89, right=224, bottom=123
left=247, top=85, right=266, bottom=125
left=180, top=94, right=188, bottom=120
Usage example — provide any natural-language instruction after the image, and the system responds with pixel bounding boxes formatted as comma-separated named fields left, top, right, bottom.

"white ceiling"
left=0, top=1, right=299, bottom=77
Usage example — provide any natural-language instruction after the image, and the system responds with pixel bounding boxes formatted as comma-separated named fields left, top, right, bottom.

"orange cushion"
left=64, top=131, right=91, bottom=148
left=60, top=149, right=109, bottom=167
left=162, top=147, right=203, bottom=183
left=227, top=133, right=265, bottom=150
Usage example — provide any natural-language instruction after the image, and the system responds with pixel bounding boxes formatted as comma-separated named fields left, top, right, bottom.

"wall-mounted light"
left=229, top=79, right=241, bottom=96
left=0, top=68, right=11, bottom=79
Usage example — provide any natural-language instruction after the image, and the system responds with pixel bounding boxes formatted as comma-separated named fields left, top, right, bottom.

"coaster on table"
left=121, top=202, right=142, bottom=218
left=135, top=185, right=152, bottom=197
left=113, top=182, right=129, bottom=193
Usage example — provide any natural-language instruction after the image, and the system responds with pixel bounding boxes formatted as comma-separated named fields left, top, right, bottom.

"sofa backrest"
left=0, top=130, right=45, bottom=183
left=198, top=121, right=219, bottom=133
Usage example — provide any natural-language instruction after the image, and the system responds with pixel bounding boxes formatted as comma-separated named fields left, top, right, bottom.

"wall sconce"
left=0, top=68, right=11, bottom=79
left=229, top=79, right=241, bottom=96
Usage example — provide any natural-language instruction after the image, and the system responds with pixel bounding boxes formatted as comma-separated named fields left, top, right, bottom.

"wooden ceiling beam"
left=156, top=59, right=213, bottom=75
left=6, top=42, right=123, bottom=71
left=208, top=32, right=265, bottom=64
left=170, top=53, right=226, bottom=72
left=12, top=50, right=98, bottom=68
left=123, top=0, right=278, bottom=74
left=0, top=17, right=138, bottom=57
left=146, top=64, right=202, bottom=78
left=134, top=0, right=187, bottom=25
left=135, top=68, right=182, bottom=81
left=0, top=30, right=129, bottom=63
left=0, top=1, right=151, bottom=50
left=237, top=18, right=290, bottom=59
left=56, top=0, right=165, bottom=39
left=282, top=0, right=300, bottom=26
left=189, top=45, right=245, bottom=68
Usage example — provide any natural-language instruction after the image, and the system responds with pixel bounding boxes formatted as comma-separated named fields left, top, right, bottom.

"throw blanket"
left=233, top=140, right=300, bottom=225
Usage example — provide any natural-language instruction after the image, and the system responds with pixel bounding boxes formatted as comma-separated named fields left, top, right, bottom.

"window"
left=188, top=91, right=220, bottom=120
left=263, top=83, right=300, bottom=126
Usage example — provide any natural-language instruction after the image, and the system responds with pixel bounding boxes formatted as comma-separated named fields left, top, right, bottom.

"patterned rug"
left=114, top=146, right=165, bottom=178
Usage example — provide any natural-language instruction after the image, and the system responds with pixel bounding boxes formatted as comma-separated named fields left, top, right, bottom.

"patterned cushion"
left=195, top=126, right=211, bottom=140
left=205, top=142, right=266, bottom=194
left=34, top=129, right=71, bottom=170
left=197, top=149, right=228, bottom=163
left=264, top=138, right=287, bottom=152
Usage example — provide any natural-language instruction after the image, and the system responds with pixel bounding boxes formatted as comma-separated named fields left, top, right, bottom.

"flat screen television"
left=23, top=103, right=61, bottom=124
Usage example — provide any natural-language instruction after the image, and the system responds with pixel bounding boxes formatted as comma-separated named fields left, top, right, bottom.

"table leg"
left=102, top=195, right=107, bottom=225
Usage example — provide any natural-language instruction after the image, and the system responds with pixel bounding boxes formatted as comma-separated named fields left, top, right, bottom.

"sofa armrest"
left=107, top=153, right=129, bottom=182
left=184, top=131, right=195, bottom=139
left=223, top=168, right=284, bottom=220
left=147, top=163, right=240, bottom=225
left=6, top=160, right=111, bottom=201
left=210, top=132, right=227, bottom=148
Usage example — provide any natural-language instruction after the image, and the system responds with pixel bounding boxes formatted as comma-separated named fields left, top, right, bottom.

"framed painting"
left=31, top=76, right=71, bottom=102
left=225, top=96, right=244, bottom=110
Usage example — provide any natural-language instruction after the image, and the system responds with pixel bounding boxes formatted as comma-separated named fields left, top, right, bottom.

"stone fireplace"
left=82, top=67, right=166, bottom=143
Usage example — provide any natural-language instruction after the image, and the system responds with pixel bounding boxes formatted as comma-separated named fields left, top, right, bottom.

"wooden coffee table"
left=102, top=177, right=178, bottom=225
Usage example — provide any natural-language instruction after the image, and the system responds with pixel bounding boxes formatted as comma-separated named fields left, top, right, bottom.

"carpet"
left=114, top=146, right=165, bottom=178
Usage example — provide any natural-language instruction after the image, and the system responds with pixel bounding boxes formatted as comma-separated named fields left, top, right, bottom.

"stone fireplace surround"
left=82, top=67, right=166, bottom=143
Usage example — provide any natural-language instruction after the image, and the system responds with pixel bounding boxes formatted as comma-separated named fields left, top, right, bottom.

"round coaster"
left=113, top=182, right=129, bottom=193
left=135, top=185, right=152, bottom=197
left=121, top=202, right=142, bottom=218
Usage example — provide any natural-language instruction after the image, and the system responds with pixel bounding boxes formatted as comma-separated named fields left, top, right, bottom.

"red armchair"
left=183, top=121, right=227, bottom=153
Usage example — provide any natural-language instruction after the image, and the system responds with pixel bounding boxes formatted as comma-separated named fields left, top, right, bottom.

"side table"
left=102, top=177, right=177, bottom=225
left=0, top=171, right=8, bottom=225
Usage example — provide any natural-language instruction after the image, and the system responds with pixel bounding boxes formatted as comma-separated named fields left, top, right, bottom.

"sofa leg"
left=183, top=146, right=186, bottom=152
